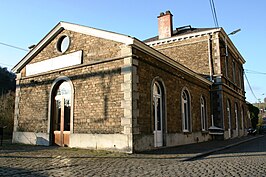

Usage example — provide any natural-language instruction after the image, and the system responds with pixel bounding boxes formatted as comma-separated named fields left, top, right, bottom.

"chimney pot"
left=165, top=10, right=171, bottom=15
left=157, top=11, right=173, bottom=39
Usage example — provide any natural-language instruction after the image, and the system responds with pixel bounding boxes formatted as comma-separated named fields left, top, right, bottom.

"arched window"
left=227, top=99, right=232, bottom=138
left=233, top=60, right=236, bottom=83
left=235, top=103, right=239, bottom=136
left=225, top=57, right=228, bottom=77
left=200, top=96, right=207, bottom=131
left=182, top=89, right=191, bottom=132
left=241, top=106, right=244, bottom=130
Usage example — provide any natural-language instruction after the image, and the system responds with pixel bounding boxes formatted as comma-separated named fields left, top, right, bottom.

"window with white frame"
left=182, top=89, right=191, bottom=132
left=239, top=67, right=243, bottom=89
left=225, top=57, right=228, bottom=77
left=200, top=96, right=207, bottom=131
left=227, top=99, right=232, bottom=138
left=241, top=106, right=244, bottom=130
left=235, top=103, right=239, bottom=132
left=153, top=82, right=163, bottom=132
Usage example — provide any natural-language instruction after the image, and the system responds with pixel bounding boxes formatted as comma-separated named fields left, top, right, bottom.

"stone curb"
left=183, top=135, right=264, bottom=161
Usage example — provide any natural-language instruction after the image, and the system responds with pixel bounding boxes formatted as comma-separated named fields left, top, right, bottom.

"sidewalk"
left=0, top=135, right=264, bottom=161
left=137, top=135, right=264, bottom=160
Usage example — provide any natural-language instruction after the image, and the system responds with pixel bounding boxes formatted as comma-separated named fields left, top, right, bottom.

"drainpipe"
left=225, top=37, right=228, bottom=57
left=208, top=34, right=214, bottom=125
left=208, top=34, right=213, bottom=82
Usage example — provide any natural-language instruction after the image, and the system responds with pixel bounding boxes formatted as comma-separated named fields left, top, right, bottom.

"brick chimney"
left=158, top=11, right=173, bottom=39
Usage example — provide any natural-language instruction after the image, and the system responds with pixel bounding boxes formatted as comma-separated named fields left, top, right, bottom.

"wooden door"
left=53, top=81, right=71, bottom=147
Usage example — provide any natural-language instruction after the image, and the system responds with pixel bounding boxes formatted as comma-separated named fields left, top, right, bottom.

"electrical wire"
left=0, top=41, right=28, bottom=51
left=209, top=0, right=219, bottom=27
left=244, top=69, right=266, bottom=75
left=244, top=71, right=258, bottom=101
left=0, top=62, right=13, bottom=67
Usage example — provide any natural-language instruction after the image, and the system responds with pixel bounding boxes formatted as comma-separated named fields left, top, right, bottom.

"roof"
left=144, top=25, right=245, bottom=64
left=143, top=25, right=217, bottom=43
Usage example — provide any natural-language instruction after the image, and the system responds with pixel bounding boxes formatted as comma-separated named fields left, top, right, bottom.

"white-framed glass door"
left=153, top=82, right=163, bottom=147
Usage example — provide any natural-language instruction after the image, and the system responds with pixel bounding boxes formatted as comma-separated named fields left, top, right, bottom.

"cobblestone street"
left=0, top=135, right=265, bottom=176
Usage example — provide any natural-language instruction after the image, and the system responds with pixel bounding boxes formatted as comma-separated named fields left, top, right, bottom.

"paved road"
left=0, top=136, right=265, bottom=176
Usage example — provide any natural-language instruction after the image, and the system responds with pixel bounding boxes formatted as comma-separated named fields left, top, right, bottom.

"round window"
left=57, top=35, right=70, bottom=53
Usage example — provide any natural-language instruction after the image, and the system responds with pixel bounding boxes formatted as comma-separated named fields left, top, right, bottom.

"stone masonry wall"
left=18, top=60, right=124, bottom=134
left=21, top=30, right=123, bottom=77
left=220, top=43, right=245, bottom=95
left=133, top=48, right=211, bottom=135
left=16, top=29, right=126, bottom=134
left=222, top=85, right=247, bottom=131
left=150, top=36, right=210, bottom=76
left=218, top=39, right=247, bottom=132
left=18, top=79, right=49, bottom=132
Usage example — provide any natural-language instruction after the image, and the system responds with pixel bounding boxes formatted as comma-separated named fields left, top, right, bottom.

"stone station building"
left=12, top=11, right=248, bottom=153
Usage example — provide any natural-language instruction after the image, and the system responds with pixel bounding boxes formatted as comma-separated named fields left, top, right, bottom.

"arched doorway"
left=152, top=81, right=165, bottom=147
left=51, top=81, right=72, bottom=146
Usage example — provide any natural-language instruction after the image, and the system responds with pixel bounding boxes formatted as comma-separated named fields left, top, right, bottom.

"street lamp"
left=228, top=29, right=241, bottom=36
left=225, top=29, right=241, bottom=57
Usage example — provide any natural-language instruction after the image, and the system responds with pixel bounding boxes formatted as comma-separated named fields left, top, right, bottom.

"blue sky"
left=0, top=0, right=265, bottom=103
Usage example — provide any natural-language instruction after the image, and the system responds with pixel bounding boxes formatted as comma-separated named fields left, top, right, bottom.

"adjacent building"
left=12, top=11, right=248, bottom=153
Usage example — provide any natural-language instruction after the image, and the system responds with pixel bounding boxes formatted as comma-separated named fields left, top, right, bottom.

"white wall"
left=69, top=133, right=132, bottom=152
left=12, top=132, right=132, bottom=153
left=12, top=132, right=50, bottom=146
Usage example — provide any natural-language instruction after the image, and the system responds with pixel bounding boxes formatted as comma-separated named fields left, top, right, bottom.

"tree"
left=0, top=66, right=16, bottom=137
left=0, top=66, right=16, bottom=95
left=0, top=92, right=15, bottom=135
left=248, top=103, right=259, bottom=129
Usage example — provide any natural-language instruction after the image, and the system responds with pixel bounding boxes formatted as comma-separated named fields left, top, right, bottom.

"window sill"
left=201, top=130, right=209, bottom=134
left=183, top=130, right=191, bottom=134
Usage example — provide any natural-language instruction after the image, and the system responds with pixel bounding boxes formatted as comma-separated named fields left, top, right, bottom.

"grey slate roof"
left=143, top=25, right=217, bottom=43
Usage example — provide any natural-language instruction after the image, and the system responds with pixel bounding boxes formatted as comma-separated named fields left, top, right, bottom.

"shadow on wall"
left=36, top=136, right=49, bottom=146
left=18, top=66, right=128, bottom=125
left=13, top=132, right=49, bottom=146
